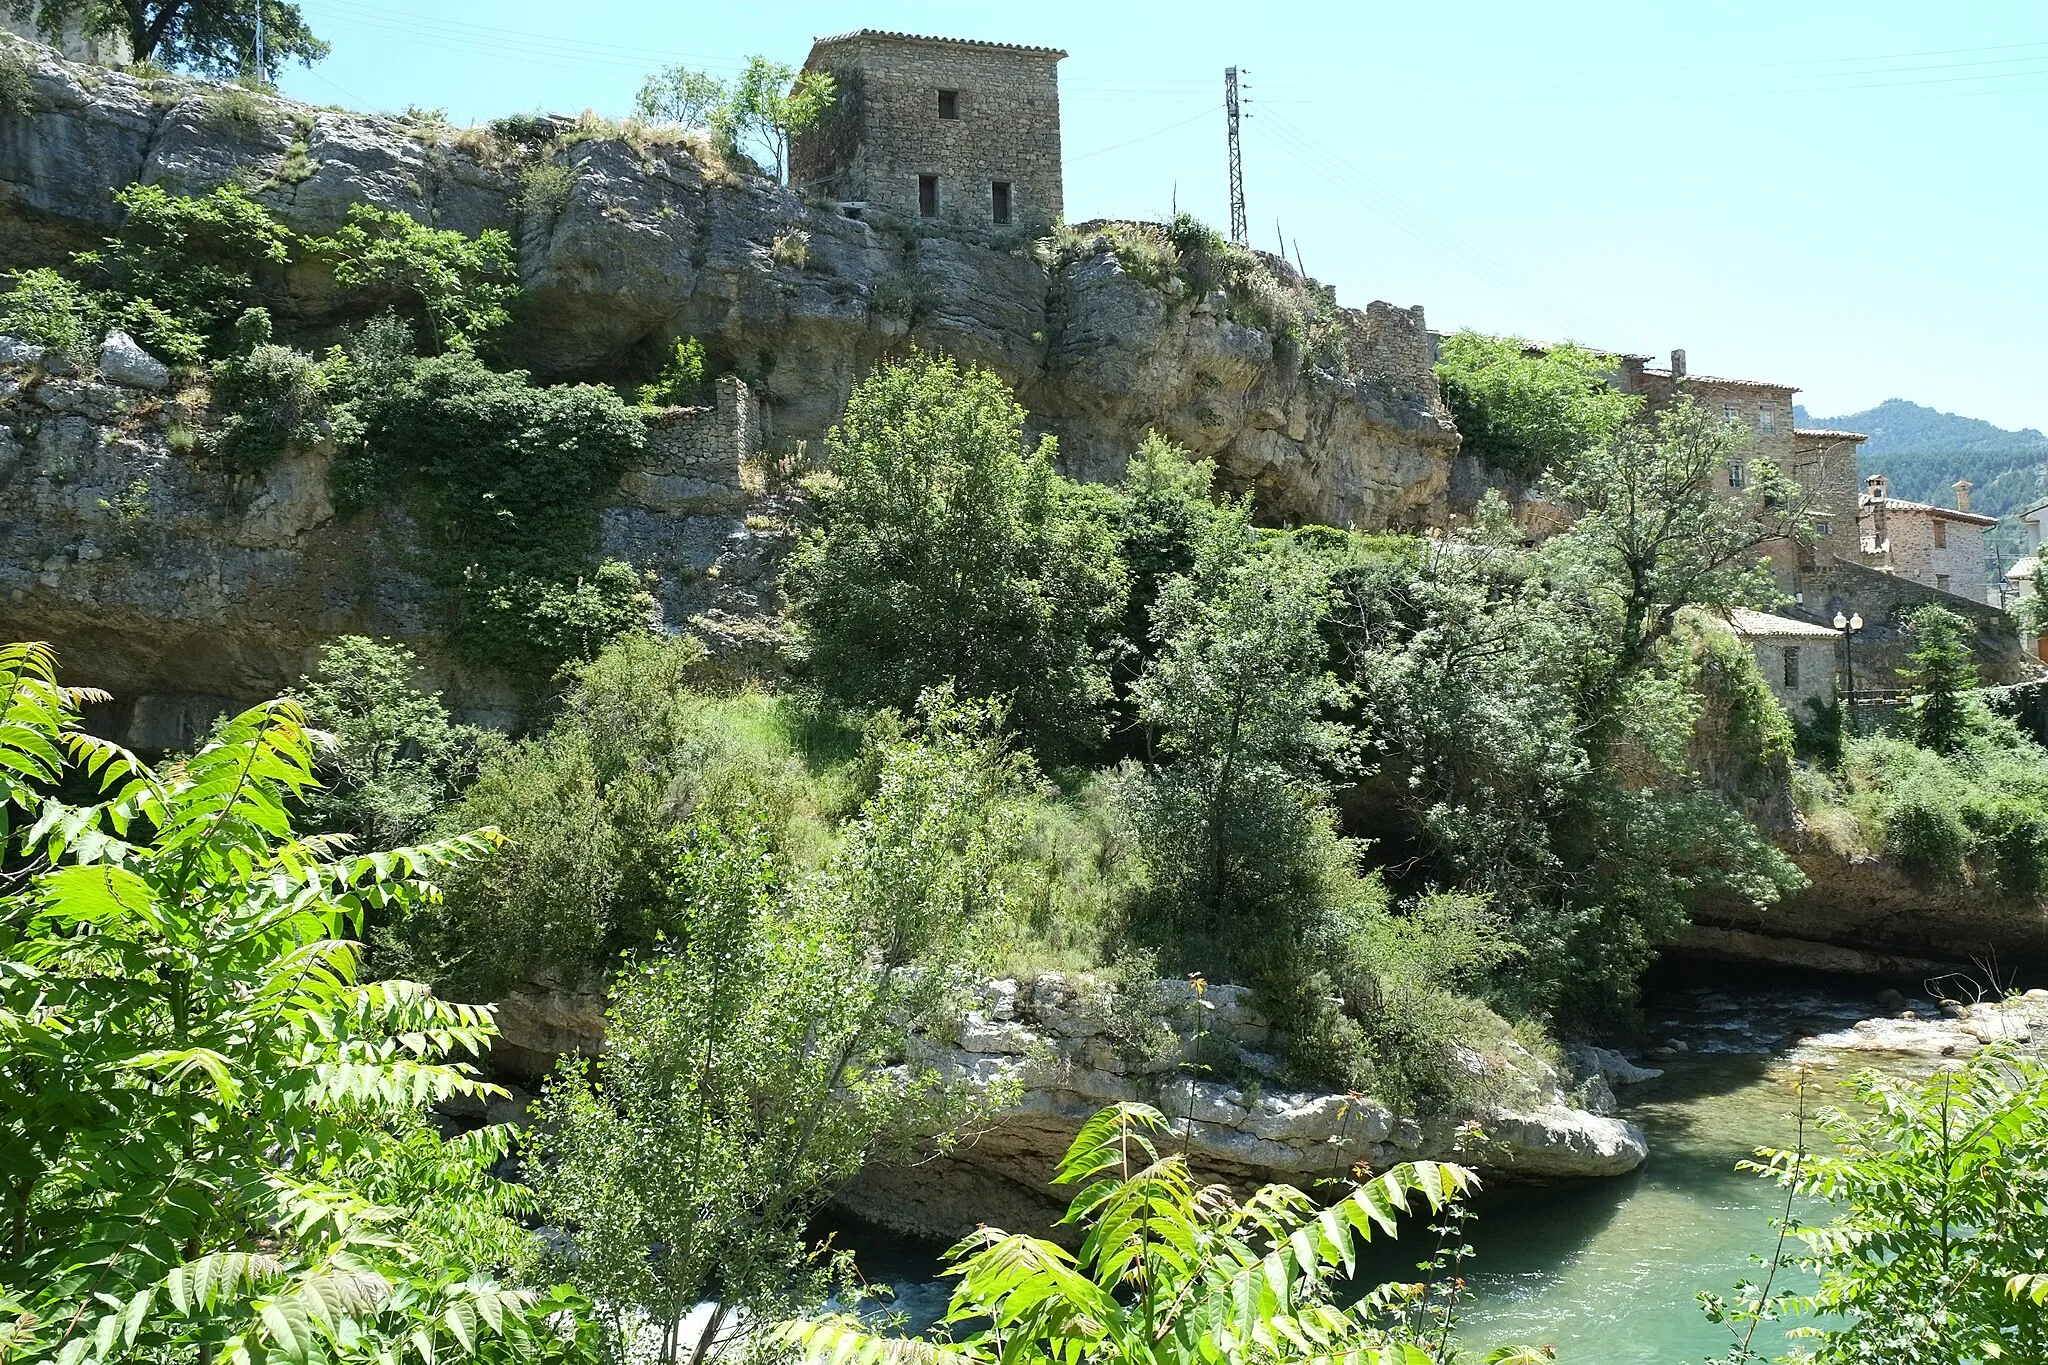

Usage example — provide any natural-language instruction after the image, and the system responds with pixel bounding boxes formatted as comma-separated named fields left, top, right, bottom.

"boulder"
left=97, top=330, right=169, bottom=390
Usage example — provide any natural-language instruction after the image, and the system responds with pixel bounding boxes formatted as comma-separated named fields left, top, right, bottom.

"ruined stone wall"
left=1349, top=300, right=1437, bottom=403
left=792, top=33, right=1063, bottom=229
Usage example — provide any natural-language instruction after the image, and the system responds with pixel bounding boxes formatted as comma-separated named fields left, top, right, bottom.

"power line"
left=1224, top=67, right=1246, bottom=247
left=1068, top=104, right=1219, bottom=163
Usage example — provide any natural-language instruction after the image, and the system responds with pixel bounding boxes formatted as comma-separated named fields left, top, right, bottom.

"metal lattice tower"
left=1224, top=67, right=1247, bottom=247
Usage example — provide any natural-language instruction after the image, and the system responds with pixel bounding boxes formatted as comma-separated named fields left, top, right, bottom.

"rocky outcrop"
left=0, top=342, right=789, bottom=733
left=853, top=972, right=1645, bottom=1242
left=1, top=37, right=1456, bottom=527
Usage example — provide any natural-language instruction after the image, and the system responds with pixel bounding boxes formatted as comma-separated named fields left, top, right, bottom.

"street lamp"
left=1834, top=611, right=1864, bottom=734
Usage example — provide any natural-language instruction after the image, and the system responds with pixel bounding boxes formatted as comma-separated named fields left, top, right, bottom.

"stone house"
left=789, top=29, right=1064, bottom=231
left=1858, top=474, right=1997, bottom=604
left=1724, top=607, right=1841, bottom=715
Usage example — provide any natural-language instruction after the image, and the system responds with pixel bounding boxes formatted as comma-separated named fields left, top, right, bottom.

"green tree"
left=1123, top=543, right=1359, bottom=975
left=532, top=692, right=1025, bottom=1365
left=1434, top=331, right=1641, bottom=479
left=0, top=267, right=100, bottom=359
left=780, top=1102, right=1525, bottom=1365
left=286, top=634, right=485, bottom=849
left=0, top=641, right=586, bottom=1364
left=722, top=56, right=835, bottom=186
left=1708, top=1051, right=2048, bottom=1364
left=5, top=0, right=327, bottom=78
left=1900, top=603, right=1982, bottom=754
left=1544, top=396, right=1812, bottom=718
left=785, top=351, right=1127, bottom=758
left=307, top=205, right=518, bottom=353
left=633, top=64, right=728, bottom=131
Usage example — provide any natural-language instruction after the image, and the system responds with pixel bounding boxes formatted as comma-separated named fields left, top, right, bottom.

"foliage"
left=390, top=634, right=870, bottom=997
left=1711, top=1050, right=2048, bottom=1364
left=1682, top=616, right=1797, bottom=797
left=6, top=0, right=328, bottom=77
left=637, top=335, right=707, bottom=407
left=1899, top=603, right=1983, bottom=754
left=1821, top=721, right=2048, bottom=897
left=286, top=635, right=486, bottom=849
left=75, top=181, right=293, bottom=364
left=531, top=692, right=1024, bottom=1364
left=1434, top=331, right=1642, bottom=480
left=330, top=335, right=649, bottom=681
left=0, top=44, right=32, bottom=114
left=207, top=308, right=332, bottom=472
left=518, top=161, right=573, bottom=217
left=631, top=55, right=833, bottom=184
left=0, top=641, right=588, bottom=1365
left=1123, top=541, right=1353, bottom=973
left=0, top=266, right=98, bottom=359
left=1543, top=396, right=1813, bottom=726
left=633, top=63, right=727, bottom=130
left=785, top=351, right=1128, bottom=759
left=779, top=1102, right=1507, bottom=1365
left=1104, top=434, right=1253, bottom=744
left=307, top=204, right=518, bottom=353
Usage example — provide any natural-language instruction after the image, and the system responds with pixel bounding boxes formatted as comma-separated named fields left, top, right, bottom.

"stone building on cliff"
left=1857, top=474, right=1997, bottom=604
left=789, top=29, right=1065, bottom=230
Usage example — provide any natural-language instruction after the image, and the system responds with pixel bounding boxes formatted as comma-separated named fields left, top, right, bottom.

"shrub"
left=770, top=227, right=809, bottom=269
left=0, top=45, right=35, bottom=114
left=77, top=182, right=293, bottom=362
left=307, top=203, right=518, bottom=352
left=207, top=310, right=332, bottom=471
left=0, top=267, right=99, bottom=358
left=637, top=334, right=708, bottom=406
left=1883, top=778, right=1970, bottom=884
left=784, top=351, right=1128, bottom=759
left=519, top=160, right=573, bottom=216
left=1434, top=330, right=1642, bottom=479
left=203, top=83, right=270, bottom=131
left=1105, top=221, right=1177, bottom=286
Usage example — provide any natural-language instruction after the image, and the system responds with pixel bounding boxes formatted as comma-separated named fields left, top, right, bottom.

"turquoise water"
left=834, top=975, right=1978, bottom=1364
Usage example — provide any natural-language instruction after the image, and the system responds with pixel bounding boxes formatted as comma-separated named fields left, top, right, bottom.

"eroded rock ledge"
left=836, top=973, right=1648, bottom=1243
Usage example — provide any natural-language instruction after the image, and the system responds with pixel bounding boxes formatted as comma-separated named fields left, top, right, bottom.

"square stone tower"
left=789, top=30, right=1065, bottom=231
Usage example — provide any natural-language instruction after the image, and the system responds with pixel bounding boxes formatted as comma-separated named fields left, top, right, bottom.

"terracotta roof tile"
left=810, top=29, right=1067, bottom=57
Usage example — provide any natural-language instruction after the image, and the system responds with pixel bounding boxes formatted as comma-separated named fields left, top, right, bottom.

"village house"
left=1724, top=607, right=1842, bottom=716
left=788, top=29, right=1065, bottom=231
left=1858, top=474, right=1997, bottom=604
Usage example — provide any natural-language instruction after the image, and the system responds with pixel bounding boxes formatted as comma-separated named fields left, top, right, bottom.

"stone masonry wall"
left=1864, top=504, right=1992, bottom=604
left=794, top=33, right=1064, bottom=229
left=1787, top=431, right=1866, bottom=571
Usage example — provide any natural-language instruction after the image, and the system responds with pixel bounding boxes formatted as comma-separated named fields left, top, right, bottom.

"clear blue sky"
left=278, top=1, right=2048, bottom=431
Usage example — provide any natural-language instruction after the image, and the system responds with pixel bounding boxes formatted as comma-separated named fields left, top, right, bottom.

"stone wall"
left=792, top=32, right=1064, bottom=230
left=1785, top=430, right=1866, bottom=574
left=1862, top=501, right=1993, bottom=604
left=1801, top=556, right=2032, bottom=690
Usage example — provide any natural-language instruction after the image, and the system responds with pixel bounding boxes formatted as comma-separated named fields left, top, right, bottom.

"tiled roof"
left=810, top=29, right=1067, bottom=57
left=2006, top=555, right=2039, bottom=581
left=1793, top=427, right=1870, bottom=442
left=1724, top=607, right=1842, bottom=639
left=1860, top=494, right=1999, bottom=526
left=1640, top=369, right=1797, bottom=393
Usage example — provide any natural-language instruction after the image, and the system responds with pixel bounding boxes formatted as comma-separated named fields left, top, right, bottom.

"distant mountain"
left=1795, top=398, right=2048, bottom=521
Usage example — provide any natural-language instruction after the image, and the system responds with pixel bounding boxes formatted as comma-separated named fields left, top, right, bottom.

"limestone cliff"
left=0, top=37, right=1458, bottom=714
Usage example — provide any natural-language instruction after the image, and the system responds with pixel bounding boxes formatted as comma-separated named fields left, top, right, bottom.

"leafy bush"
left=785, top=351, right=1128, bottom=759
left=77, top=181, right=293, bottom=363
left=0, top=266, right=98, bottom=357
left=1828, top=724, right=2048, bottom=898
left=207, top=309, right=332, bottom=471
left=308, top=203, right=518, bottom=352
left=637, top=334, right=708, bottom=406
left=0, top=45, right=34, bottom=113
left=202, top=82, right=271, bottom=130
left=1434, top=331, right=1642, bottom=479
left=519, top=160, right=573, bottom=216
left=1105, top=220, right=1177, bottom=285
left=333, top=338, right=648, bottom=679
left=286, top=634, right=487, bottom=848
left=771, top=227, right=810, bottom=269
left=0, top=641, right=587, bottom=1364
left=1882, top=779, right=1971, bottom=884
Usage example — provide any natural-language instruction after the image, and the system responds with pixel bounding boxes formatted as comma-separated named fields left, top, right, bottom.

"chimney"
left=1670, top=348, right=1687, bottom=378
left=1866, top=473, right=1888, bottom=544
left=1954, top=479, right=1973, bottom=514
left=1866, top=473, right=1888, bottom=501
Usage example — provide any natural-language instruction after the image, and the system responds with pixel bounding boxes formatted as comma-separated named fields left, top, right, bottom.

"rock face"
left=836, top=972, right=1646, bottom=1244
left=0, top=343, right=791, bottom=735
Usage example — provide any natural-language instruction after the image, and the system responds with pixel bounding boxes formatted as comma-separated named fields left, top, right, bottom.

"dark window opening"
left=1782, top=646, right=1800, bottom=689
left=938, top=89, right=960, bottom=119
left=918, top=175, right=938, bottom=218
left=991, top=181, right=1012, bottom=225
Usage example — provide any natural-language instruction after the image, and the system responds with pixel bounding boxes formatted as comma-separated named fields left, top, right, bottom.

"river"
left=827, top=968, right=2029, bottom=1363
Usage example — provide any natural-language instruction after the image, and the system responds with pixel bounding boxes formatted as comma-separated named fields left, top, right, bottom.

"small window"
left=918, top=174, right=938, bottom=218
left=1727, top=462, right=1748, bottom=490
left=937, top=89, right=960, bottom=119
left=991, top=181, right=1012, bottom=225
left=1724, top=403, right=1739, bottom=421
left=1814, top=518, right=1831, bottom=538
left=1758, top=404, right=1776, bottom=433
left=1934, top=520, right=1947, bottom=549
left=1937, top=573, right=1952, bottom=593
left=1782, top=646, right=1800, bottom=689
